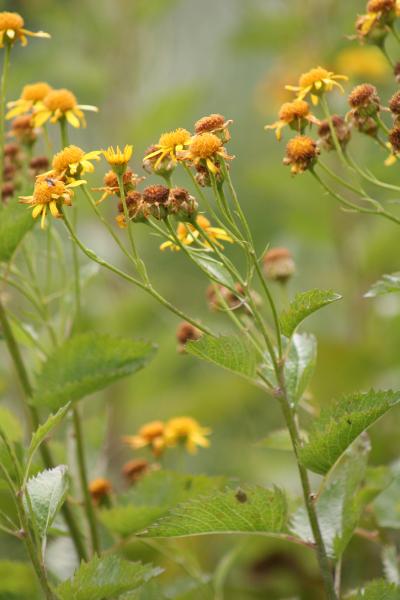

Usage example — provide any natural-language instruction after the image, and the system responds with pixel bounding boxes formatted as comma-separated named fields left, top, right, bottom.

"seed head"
left=348, top=83, right=380, bottom=115
left=168, top=186, right=198, bottom=221
left=44, top=89, right=77, bottom=112
left=389, top=91, right=400, bottom=115
left=283, top=135, right=319, bottom=174
left=389, top=127, right=400, bottom=152
left=143, top=184, right=169, bottom=205
left=318, top=115, right=351, bottom=151
left=367, top=0, right=395, bottom=12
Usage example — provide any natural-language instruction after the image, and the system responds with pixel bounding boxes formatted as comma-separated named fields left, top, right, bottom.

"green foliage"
left=100, top=470, right=225, bottom=538
left=57, top=555, right=162, bottom=600
left=349, top=580, right=400, bottom=599
left=25, top=466, right=69, bottom=537
left=0, top=200, right=35, bottom=263
left=32, top=333, right=157, bottom=410
left=142, top=485, right=288, bottom=538
left=0, top=561, right=39, bottom=599
left=279, top=289, right=342, bottom=338
left=190, top=253, right=235, bottom=289
left=383, top=546, right=400, bottom=585
left=186, top=335, right=257, bottom=381
left=365, top=273, right=400, bottom=297
left=300, top=390, right=400, bottom=475
left=0, top=407, right=22, bottom=443
left=284, top=333, right=317, bottom=405
left=373, top=463, right=400, bottom=529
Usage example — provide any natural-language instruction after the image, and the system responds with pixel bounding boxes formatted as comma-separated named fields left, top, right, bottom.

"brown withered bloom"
left=3, top=161, right=16, bottom=181
left=394, top=62, right=400, bottom=84
left=167, top=187, right=198, bottom=221
left=89, top=478, right=112, bottom=506
left=9, top=115, right=36, bottom=145
left=142, top=184, right=170, bottom=220
left=367, top=0, right=396, bottom=13
left=142, top=144, right=176, bottom=178
left=318, top=115, right=351, bottom=152
left=389, top=91, right=400, bottom=121
left=194, top=113, right=232, bottom=142
left=2, top=182, right=15, bottom=202
left=263, top=248, right=295, bottom=283
left=4, top=143, right=20, bottom=161
left=389, top=127, right=400, bottom=153
left=116, top=191, right=145, bottom=228
left=122, top=459, right=150, bottom=485
left=176, top=321, right=202, bottom=352
left=283, top=136, right=319, bottom=175
left=94, top=168, right=144, bottom=204
left=29, top=156, right=49, bottom=177
left=348, top=84, right=381, bottom=116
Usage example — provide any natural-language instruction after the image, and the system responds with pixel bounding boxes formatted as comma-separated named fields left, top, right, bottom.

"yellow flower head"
left=187, top=132, right=233, bottom=174
left=283, top=135, right=320, bottom=175
left=144, top=128, right=191, bottom=168
left=164, top=417, right=211, bottom=454
left=265, top=99, right=320, bottom=141
left=89, top=478, right=112, bottom=505
left=286, top=67, right=348, bottom=105
left=19, top=176, right=85, bottom=229
left=123, top=420, right=166, bottom=457
left=160, top=214, right=233, bottom=251
left=6, top=82, right=53, bottom=119
left=0, top=12, right=50, bottom=47
left=335, top=47, right=389, bottom=81
left=51, top=145, right=101, bottom=178
left=102, top=145, right=133, bottom=172
left=33, top=88, right=98, bottom=128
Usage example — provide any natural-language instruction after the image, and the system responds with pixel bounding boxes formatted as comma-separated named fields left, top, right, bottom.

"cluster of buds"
left=347, top=84, right=381, bottom=137
left=318, top=115, right=351, bottom=152
left=355, top=0, right=398, bottom=45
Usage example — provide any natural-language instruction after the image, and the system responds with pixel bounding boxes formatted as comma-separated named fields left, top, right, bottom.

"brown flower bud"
left=194, top=113, right=231, bottom=142
left=2, top=181, right=15, bottom=202
left=389, top=126, right=400, bottom=153
left=88, top=478, right=112, bottom=506
left=167, top=187, right=198, bottom=221
left=318, top=115, right=351, bottom=152
left=117, top=190, right=145, bottom=225
left=4, top=143, right=20, bottom=160
left=207, top=283, right=246, bottom=312
left=143, top=184, right=170, bottom=220
left=263, top=248, right=295, bottom=283
left=367, top=0, right=395, bottom=12
left=348, top=84, right=380, bottom=116
left=283, top=136, right=319, bottom=175
left=122, top=459, right=150, bottom=485
left=176, top=321, right=202, bottom=352
left=9, top=115, right=36, bottom=145
left=389, top=91, right=400, bottom=118
left=30, top=156, right=49, bottom=176
left=3, top=160, right=16, bottom=181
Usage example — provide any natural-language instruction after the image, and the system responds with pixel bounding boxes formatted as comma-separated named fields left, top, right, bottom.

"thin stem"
left=71, top=205, right=81, bottom=329
left=320, top=96, right=349, bottom=170
left=214, top=542, right=245, bottom=600
left=116, top=172, right=143, bottom=272
left=374, top=113, right=390, bottom=136
left=72, top=406, right=100, bottom=556
left=59, top=117, right=69, bottom=148
left=0, top=42, right=11, bottom=206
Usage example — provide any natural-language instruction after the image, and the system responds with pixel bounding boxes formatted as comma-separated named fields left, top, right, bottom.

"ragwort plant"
left=1, top=4, right=400, bottom=599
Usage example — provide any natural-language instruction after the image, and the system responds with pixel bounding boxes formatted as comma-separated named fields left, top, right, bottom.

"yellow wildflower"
left=33, top=88, right=98, bottom=128
left=265, top=99, right=320, bottom=141
left=19, top=176, right=85, bottom=229
left=283, top=135, right=320, bottom=175
left=335, top=47, right=389, bottom=81
left=144, top=128, right=191, bottom=168
left=164, top=417, right=211, bottom=454
left=6, top=82, right=52, bottom=119
left=89, top=478, right=112, bottom=505
left=160, top=214, right=233, bottom=251
left=286, top=67, right=348, bottom=105
left=186, top=132, right=233, bottom=174
left=123, top=421, right=166, bottom=457
left=51, top=145, right=101, bottom=178
left=102, top=145, right=133, bottom=171
left=0, top=12, right=50, bottom=47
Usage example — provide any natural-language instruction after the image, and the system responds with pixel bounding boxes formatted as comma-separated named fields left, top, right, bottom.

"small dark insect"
left=45, top=177, right=56, bottom=186
left=235, top=488, right=248, bottom=503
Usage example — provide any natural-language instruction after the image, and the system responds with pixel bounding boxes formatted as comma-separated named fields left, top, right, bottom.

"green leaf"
left=191, top=253, right=235, bottom=289
left=100, top=471, right=225, bottom=538
left=25, top=466, right=69, bottom=537
left=292, top=436, right=371, bottom=559
left=279, top=289, right=342, bottom=338
left=256, top=428, right=307, bottom=451
left=141, top=485, right=288, bottom=538
left=365, top=273, right=400, bottom=298
left=350, top=580, right=400, bottom=599
left=0, top=561, right=39, bottom=598
left=25, top=404, right=70, bottom=477
left=186, top=335, right=257, bottom=381
left=300, top=390, right=400, bottom=475
left=32, top=333, right=157, bottom=410
left=56, top=555, right=162, bottom=600
left=373, top=462, right=400, bottom=529
left=284, top=333, right=317, bottom=405
left=383, top=546, right=400, bottom=585
left=0, top=200, right=35, bottom=263
left=0, top=407, right=23, bottom=442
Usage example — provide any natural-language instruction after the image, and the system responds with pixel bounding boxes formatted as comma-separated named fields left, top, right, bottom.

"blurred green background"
left=2, top=0, right=400, bottom=597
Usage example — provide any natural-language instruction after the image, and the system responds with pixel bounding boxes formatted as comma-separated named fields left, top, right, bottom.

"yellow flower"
left=186, top=132, right=233, bottom=174
left=286, top=67, right=348, bottom=105
left=19, top=176, right=85, bottom=229
left=335, top=47, right=389, bottom=81
left=32, top=88, right=98, bottom=128
left=123, top=421, right=166, bottom=457
left=51, top=145, right=101, bottom=178
left=164, top=417, right=211, bottom=454
left=0, top=12, right=50, bottom=48
left=6, top=82, right=53, bottom=119
left=102, top=145, right=133, bottom=170
left=160, top=214, right=233, bottom=251
left=283, top=135, right=320, bottom=175
left=88, top=478, right=112, bottom=505
left=144, top=128, right=191, bottom=168
left=265, top=99, right=320, bottom=141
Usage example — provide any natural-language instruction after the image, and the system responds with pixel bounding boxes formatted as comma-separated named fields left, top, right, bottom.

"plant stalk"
left=0, top=42, right=11, bottom=207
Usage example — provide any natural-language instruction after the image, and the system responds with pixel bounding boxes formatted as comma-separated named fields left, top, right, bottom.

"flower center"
left=279, top=100, right=310, bottom=122
left=286, top=136, right=317, bottom=160
left=190, top=133, right=222, bottom=158
left=34, top=179, right=67, bottom=204
left=0, top=12, right=24, bottom=31
left=159, top=128, right=191, bottom=148
left=22, top=82, right=52, bottom=102
left=44, top=89, right=77, bottom=112
left=52, top=145, right=85, bottom=172
left=299, top=67, right=330, bottom=88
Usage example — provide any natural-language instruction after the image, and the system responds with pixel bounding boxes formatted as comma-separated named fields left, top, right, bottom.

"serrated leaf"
left=56, top=555, right=162, bottom=600
left=0, top=407, right=23, bottom=442
left=100, top=471, right=225, bottom=538
left=300, top=390, right=400, bottom=475
left=25, top=466, right=68, bottom=537
left=365, top=273, right=400, bottom=298
left=32, top=333, right=157, bottom=410
left=383, top=546, right=400, bottom=585
left=0, top=200, right=35, bottom=263
left=141, top=486, right=288, bottom=538
left=191, top=253, right=235, bottom=289
left=351, top=580, right=400, bottom=599
left=280, top=289, right=342, bottom=338
left=186, top=335, right=257, bottom=381
left=285, top=333, right=317, bottom=405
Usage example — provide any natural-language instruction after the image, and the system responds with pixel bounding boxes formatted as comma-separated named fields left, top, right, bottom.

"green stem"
left=72, top=406, right=100, bottom=556
left=214, top=542, right=245, bottom=600
left=0, top=297, right=88, bottom=561
left=59, top=117, right=69, bottom=148
left=0, top=42, right=11, bottom=206
left=116, top=173, right=142, bottom=268
left=320, top=96, right=349, bottom=170
left=374, top=114, right=390, bottom=136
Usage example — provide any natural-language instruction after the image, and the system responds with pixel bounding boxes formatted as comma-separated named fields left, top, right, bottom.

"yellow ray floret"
left=0, top=12, right=50, bottom=47
left=164, top=417, right=211, bottom=454
left=285, top=67, right=348, bottom=106
left=32, top=89, right=98, bottom=128
left=102, top=145, right=133, bottom=167
left=6, top=82, right=53, bottom=119
left=51, top=145, right=101, bottom=178
left=144, top=128, right=191, bottom=168
left=160, top=214, right=233, bottom=251
left=265, top=99, right=320, bottom=141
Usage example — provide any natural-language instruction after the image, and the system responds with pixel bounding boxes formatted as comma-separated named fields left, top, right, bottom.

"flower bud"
left=142, top=184, right=170, bottom=220
left=122, top=459, right=150, bottom=486
left=318, top=115, right=351, bottom=152
left=167, top=187, right=198, bottom=222
left=263, top=247, right=295, bottom=283
left=29, top=156, right=49, bottom=177
left=348, top=84, right=381, bottom=117
left=2, top=181, right=14, bottom=202
left=116, top=190, right=145, bottom=227
left=88, top=478, right=112, bottom=507
left=176, top=321, right=202, bottom=352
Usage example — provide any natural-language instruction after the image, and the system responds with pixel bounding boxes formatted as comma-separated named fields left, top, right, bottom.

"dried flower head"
left=2, top=181, right=15, bottom=202
left=348, top=83, right=381, bottom=115
left=33, top=88, right=98, bottom=128
left=176, top=321, right=202, bottom=352
left=142, top=184, right=170, bottom=220
left=263, top=248, right=296, bottom=283
left=160, top=214, right=233, bottom=251
left=283, top=135, right=319, bottom=175
left=318, top=115, right=351, bottom=152
left=19, top=176, right=85, bottom=229
left=9, top=115, right=36, bottom=145
left=6, top=82, right=52, bottom=119
left=89, top=478, right=112, bottom=505
left=52, top=145, right=101, bottom=178
left=389, top=91, right=400, bottom=117
left=144, top=128, right=191, bottom=169
left=389, top=127, right=400, bottom=153
left=123, top=421, right=166, bottom=457
left=194, top=113, right=232, bottom=142
left=116, top=191, right=145, bottom=228
left=394, top=62, right=400, bottom=83
left=286, top=67, right=348, bottom=105
left=122, top=459, right=150, bottom=485
left=367, top=0, right=396, bottom=11
left=4, top=143, right=20, bottom=160
left=265, top=99, right=320, bottom=141
left=94, top=168, right=144, bottom=204
left=164, top=417, right=211, bottom=454
left=167, top=186, right=198, bottom=221
left=30, top=156, right=49, bottom=177
left=0, top=12, right=50, bottom=47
